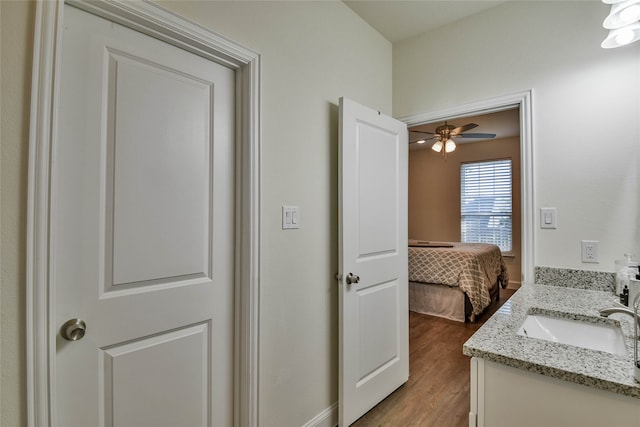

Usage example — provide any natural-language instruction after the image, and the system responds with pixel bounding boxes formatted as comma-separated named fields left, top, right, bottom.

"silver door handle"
left=346, top=273, right=360, bottom=285
left=61, top=318, right=87, bottom=341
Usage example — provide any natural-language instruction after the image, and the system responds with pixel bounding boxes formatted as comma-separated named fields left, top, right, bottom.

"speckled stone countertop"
left=463, top=283, right=640, bottom=398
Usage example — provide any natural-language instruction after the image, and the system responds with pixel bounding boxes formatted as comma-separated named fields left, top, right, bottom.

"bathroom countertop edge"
left=463, top=283, right=640, bottom=399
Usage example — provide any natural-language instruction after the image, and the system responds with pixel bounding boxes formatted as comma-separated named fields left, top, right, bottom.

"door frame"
left=26, top=1, right=261, bottom=426
left=398, top=90, right=534, bottom=284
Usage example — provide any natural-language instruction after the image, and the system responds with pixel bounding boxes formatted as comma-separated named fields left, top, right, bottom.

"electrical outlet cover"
left=581, top=240, right=599, bottom=263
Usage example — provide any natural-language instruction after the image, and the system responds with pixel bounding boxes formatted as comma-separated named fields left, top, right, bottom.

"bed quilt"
left=408, top=242, right=509, bottom=317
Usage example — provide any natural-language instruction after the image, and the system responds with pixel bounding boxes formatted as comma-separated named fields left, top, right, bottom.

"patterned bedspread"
left=408, top=242, right=509, bottom=317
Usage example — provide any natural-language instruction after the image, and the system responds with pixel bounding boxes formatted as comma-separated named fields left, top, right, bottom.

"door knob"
left=60, top=318, right=87, bottom=341
left=346, top=273, right=360, bottom=285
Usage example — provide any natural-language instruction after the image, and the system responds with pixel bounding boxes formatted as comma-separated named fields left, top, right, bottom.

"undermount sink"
left=516, top=312, right=627, bottom=356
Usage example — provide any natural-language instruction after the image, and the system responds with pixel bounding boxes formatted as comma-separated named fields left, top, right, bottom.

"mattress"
left=408, top=242, right=509, bottom=317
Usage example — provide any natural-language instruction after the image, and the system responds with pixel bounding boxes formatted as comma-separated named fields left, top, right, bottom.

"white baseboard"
left=506, top=281, right=521, bottom=289
left=302, top=402, right=338, bottom=427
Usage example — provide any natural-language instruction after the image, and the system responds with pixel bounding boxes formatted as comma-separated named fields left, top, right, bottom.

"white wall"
left=394, top=0, right=640, bottom=274
left=0, top=1, right=391, bottom=426
left=158, top=5, right=391, bottom=425
left=1, top=2, right=34, bottom=426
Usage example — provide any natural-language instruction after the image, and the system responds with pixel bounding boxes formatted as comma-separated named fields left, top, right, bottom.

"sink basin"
left=517, top=313, right=627, bottom=356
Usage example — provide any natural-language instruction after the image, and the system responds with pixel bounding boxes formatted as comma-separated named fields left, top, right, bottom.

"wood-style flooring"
left=351, top=288, right=516, bottom=427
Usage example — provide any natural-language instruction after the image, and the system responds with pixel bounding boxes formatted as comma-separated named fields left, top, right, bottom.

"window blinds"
left=460, top=159, right=512, bottom=252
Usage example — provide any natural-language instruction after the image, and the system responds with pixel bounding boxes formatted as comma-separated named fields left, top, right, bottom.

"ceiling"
left=343, top=0, right=507, bottom=43
left=343, top=0, right=518, bottom=149
left=409, top=108, right=520, bottom=151
left=343, top=0, right=520, bottom=150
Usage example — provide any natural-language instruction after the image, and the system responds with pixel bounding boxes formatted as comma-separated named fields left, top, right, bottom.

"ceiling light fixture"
left=602, top=21, right=640, bottom=47
left=602, top=0, right=640, bottom=48
left=445, top=139, right=456, bottom=153
left=603, top=0, right=640, bottom=28
left=409, top=120, right=496, bottom=158
left=431, top=138, right=456, bottom=157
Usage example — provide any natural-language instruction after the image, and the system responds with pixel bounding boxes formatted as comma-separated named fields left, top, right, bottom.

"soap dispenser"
left=615, top=254, right=639, bottom=296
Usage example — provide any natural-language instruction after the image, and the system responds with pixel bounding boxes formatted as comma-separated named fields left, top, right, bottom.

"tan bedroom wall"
left=409, top=136, right=521, bottom=286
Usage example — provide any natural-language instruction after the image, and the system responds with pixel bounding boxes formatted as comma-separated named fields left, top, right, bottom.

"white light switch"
left=540, top=208, right=557, bottom=229
left=282, top=205, right=300, bottom=230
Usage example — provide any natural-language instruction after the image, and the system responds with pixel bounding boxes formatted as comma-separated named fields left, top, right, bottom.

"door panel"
left=357, top=124, right=399, bottom=256
left=54, top=6, right=234, bottom=426
left=339, top=97, right=408, bottom=426
left=104, top=323, right=209, bottom=427
left=356, top=281, right=400, bottom=382
left=107, top=50, right=213, bottom=286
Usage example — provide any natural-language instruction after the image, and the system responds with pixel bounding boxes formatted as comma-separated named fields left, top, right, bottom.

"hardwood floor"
left=351, top=288, right=516, bottom=427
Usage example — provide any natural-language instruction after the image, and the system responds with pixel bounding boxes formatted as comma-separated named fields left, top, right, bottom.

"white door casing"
left=27, top=2, right=261, bottom=426
left=338, top=97, right=409, bottom=426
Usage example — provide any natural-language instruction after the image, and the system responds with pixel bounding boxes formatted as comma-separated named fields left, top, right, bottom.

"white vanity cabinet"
left=469, top=357, right=640, bottom=427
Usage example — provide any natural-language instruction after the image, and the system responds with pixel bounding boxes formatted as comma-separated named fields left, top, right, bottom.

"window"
left=460, top=159, right=512, bottom=252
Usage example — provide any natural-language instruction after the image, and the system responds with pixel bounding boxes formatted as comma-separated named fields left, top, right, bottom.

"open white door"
left=338, top=97, right=409, bottom=426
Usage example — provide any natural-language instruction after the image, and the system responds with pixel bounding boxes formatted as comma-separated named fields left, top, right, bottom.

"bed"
left=408, top=240, right=509, bottom=322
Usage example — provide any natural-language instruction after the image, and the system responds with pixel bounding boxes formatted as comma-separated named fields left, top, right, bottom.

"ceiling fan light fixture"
left=431, top=140, right=443, bottom=152
left=603, top=0, right=640, bottom=29
left=445, top=139, right=456, bottom=153
left=601, top=21, right=640, bottom=47
left=621, top=3, right=640, bottom=21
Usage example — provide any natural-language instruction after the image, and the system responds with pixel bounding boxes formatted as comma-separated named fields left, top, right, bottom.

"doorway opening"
left=401, top=90, right=534, bottom=285
left=408, top=107, right=522, bottom=288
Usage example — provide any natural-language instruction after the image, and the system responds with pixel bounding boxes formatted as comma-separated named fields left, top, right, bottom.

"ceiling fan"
left=409, top=122, right=496, bottom=156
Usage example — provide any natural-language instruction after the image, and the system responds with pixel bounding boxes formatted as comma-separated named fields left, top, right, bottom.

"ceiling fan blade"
left=451, top=123, right=478, bottom=134
left=456, top=132, right=497, bottom=139
left=409, top=130, right=436, bottom=135
left=409, top=136, right=437, bottom=144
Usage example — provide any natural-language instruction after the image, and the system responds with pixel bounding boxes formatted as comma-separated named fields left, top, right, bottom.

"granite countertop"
left=463, top=283, right=640, bottom=398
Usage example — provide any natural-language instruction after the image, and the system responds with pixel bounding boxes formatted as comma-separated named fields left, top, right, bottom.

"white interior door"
left=338, top=97, right=409, bottom=426
left=53, top=5, right=235, bottom=426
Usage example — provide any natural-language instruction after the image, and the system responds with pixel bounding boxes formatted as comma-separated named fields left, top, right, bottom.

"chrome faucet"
left=601, top=296, right=640, bottom=383
left=598, top=306, right=640, bottom=329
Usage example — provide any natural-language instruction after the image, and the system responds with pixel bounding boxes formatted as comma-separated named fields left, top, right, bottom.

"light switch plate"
left=282, top=205, right=299, bottom=230
left=540, top=207, right=557, bottom=229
